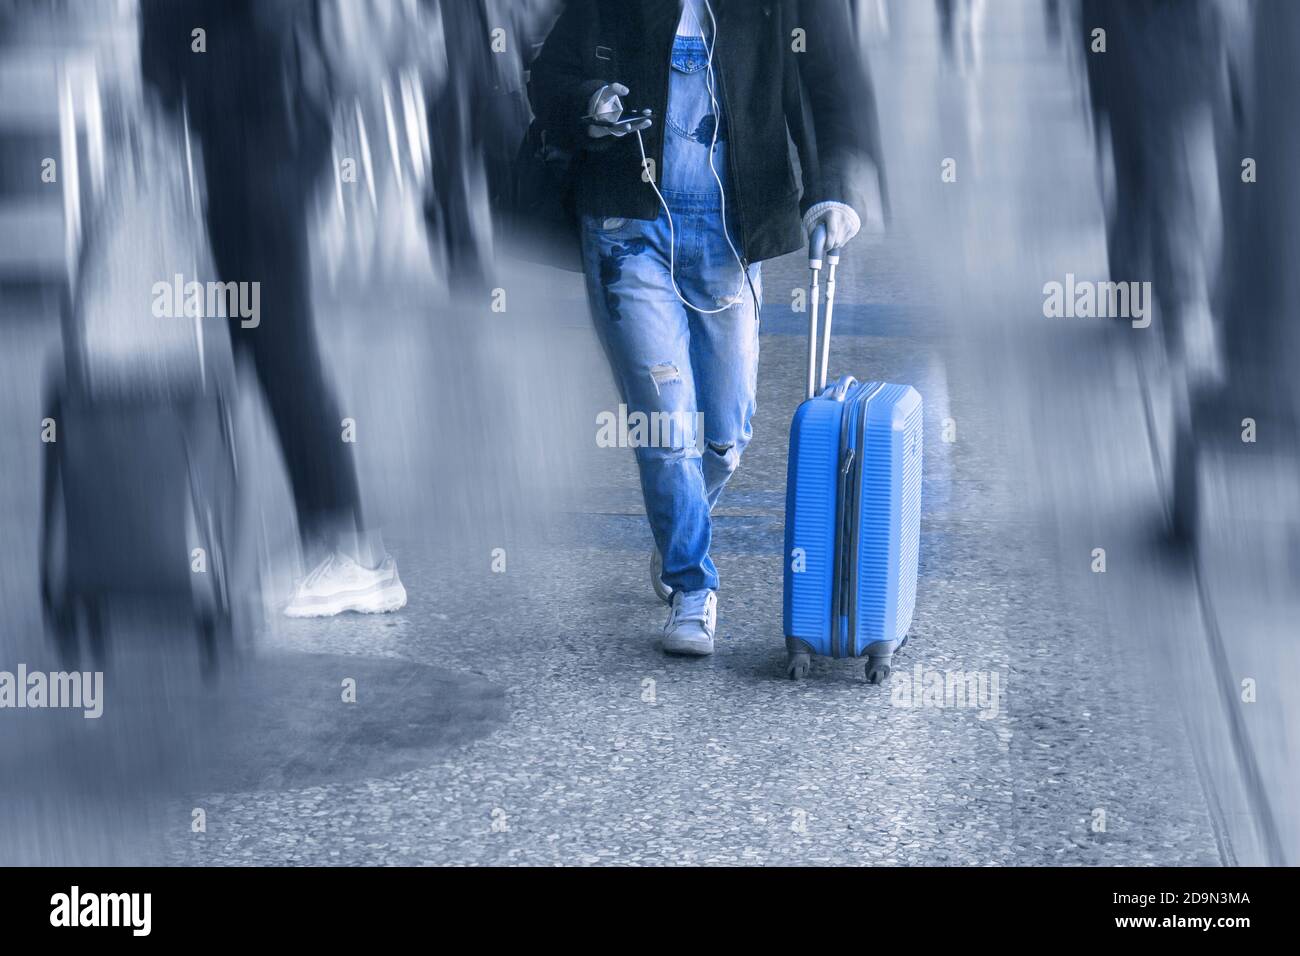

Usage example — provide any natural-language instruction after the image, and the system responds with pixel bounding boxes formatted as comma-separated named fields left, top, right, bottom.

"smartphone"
left=582, top=108, right=653, bottom=132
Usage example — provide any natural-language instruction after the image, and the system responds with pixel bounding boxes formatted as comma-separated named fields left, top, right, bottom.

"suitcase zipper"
left=828, top=383, right=860, bottom=658
left=837, top=444, right=856, bottom=658
left=830, top=382, right=864, bottom=656
left=839, top=383, right=885, bottom=657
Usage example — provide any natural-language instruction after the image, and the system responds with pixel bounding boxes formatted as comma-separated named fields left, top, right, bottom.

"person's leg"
left=675, top=207, right=762, bottom=513
left=1144, top=105, right=1224, bottom=540
left=1148, top=107, right=1222, bottom=383
left=580, top=213, right=717, bottom=596
left=204, top=163, right=403, bottom=615
left=424, top=64, right=492, bottom=294
left=936, top=0, right=956, bottom=61
left=206, top=173, right=371, bottom=562
left=1105, top=106, right=1151, bottom=292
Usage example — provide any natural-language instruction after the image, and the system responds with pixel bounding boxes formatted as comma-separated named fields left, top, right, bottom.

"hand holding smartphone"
left=585, top=83, right=654, bottom=138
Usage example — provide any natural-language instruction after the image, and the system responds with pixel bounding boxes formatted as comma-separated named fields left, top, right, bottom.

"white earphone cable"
left=633, top=0, right=749, bottom=315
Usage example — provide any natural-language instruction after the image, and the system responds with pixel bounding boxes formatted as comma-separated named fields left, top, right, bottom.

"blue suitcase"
left=783, top=226, right=922, bottom=684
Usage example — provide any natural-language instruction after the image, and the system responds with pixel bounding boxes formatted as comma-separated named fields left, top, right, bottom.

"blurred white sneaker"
left=284, top=552, right=407, bottom=618
left=661, top=589, right=716, bottom=656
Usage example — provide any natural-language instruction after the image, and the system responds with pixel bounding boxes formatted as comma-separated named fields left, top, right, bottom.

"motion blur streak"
left=0, top=0, right=1293, bottom=866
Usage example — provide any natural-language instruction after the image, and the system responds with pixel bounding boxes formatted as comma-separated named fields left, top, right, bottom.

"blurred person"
left=1081, top=0, right=1235, bottom=537
left=139, top=0, right=407, bottom=616
left=422, top=0, right=502, bottom=293
left=529, top=0, right=886, bottom=655
left=1215, top=3, right=1300, bottom=458
left=935, top=0, right=986, bottom=74
left=853, top=0, right=891, bottom=45
left=1044, top=0, right=1062, bottom=44
left=423, top=0, right=561, bottom=293
left=312, top=1, right=444, bottom=293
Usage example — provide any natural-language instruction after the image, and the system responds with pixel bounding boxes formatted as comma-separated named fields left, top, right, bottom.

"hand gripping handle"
left=806, top=223, right=842, bottom=400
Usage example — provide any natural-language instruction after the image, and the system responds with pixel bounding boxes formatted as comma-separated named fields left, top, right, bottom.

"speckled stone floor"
left=152, top=308, right=1219, bottom=865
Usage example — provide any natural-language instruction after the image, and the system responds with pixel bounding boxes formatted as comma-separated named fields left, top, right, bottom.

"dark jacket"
left=528, top=0, right=885, bottom=263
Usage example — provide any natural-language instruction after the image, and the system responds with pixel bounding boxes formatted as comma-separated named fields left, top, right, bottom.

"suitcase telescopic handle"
left=806, top=223, right=843, bottom=400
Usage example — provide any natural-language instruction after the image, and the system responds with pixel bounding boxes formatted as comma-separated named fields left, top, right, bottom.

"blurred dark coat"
left=138, top=0, right=331, bottom=193
left=1081, top=0, right=1228, bottom=119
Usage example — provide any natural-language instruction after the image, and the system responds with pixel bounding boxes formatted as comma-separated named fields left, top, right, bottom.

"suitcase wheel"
left=864, top=655, right=893, bottom=685
left=864, top=635, right=908, bottom=685
left=786, top=650, right=811, bottom=680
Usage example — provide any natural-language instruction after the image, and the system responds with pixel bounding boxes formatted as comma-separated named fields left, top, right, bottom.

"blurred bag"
left=504, top=120, right=581, bottom=272
left=502, top=0, right=593, bottom=273
left=42, top=99, right=245, bottom=674
left=63, top=102, right=233, bottom=399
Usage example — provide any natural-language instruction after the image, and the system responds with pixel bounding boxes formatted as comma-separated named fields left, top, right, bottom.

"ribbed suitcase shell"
left=783, top=377, right=922, bottom=658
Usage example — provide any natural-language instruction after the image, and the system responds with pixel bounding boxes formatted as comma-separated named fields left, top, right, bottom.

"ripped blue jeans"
left=580, top=201, right=761, bottom=594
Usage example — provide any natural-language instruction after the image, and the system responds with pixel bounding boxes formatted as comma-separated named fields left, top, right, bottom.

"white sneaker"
left=284, top=552, right=407, bottom=618
left=661, top=589, right=716, bottom=656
